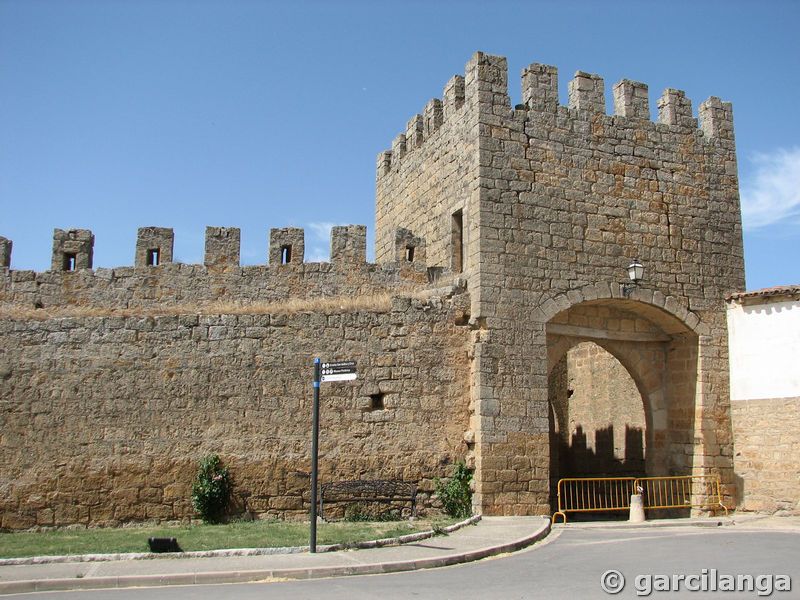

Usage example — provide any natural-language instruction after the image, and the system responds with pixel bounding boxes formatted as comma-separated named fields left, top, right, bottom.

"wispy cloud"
left=306, top=221, right=347, bottom=262
left=740, top=147, right=800, bottom=229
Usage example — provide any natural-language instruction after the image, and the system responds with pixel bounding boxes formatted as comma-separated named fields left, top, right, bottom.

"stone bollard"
left=630, top=494, right=646, bottom=522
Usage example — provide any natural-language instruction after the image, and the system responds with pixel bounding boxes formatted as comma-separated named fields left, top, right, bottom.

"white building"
left=727, top=285, right=800, bottom=513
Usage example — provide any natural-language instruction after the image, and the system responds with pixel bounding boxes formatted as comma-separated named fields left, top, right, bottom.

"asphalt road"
left=6, top=526, right=799, bottom=600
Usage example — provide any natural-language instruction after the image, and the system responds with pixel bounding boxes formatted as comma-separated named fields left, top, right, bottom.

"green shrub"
left=343, top=504, right=371, bottom=522
left=191, top=454, right=231, bottom=524
left=343, top=503, right=402, bottom=522
left=434, top=461, right=473, bottom=518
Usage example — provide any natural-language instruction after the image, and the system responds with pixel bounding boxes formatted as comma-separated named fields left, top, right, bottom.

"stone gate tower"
left=376, top=52, right=745, bottom=515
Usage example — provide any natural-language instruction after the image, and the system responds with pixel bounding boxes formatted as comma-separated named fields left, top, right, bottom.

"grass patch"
left=0, top=518, right=460, bottom=559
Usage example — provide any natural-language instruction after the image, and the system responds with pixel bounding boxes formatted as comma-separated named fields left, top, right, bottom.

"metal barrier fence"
left=551, top=477, right=637, bottom=524
left=551, top=475, right=728, bottom=524
left=636, top=475, right=729, bottom=516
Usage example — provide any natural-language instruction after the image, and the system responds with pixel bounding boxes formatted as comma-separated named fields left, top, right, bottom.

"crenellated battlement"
left=377, top=52, right=735, bottom=178
left=0, top=224, right=444, bottom=312
left=1, top=225, right=380, bottom=273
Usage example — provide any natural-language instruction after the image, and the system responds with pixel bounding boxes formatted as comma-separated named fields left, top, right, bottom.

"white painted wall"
left=727, top=297, right=800, bottom=401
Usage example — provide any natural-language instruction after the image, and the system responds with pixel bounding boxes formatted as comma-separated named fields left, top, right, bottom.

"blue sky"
left=1, top=0, right=798, bottom=291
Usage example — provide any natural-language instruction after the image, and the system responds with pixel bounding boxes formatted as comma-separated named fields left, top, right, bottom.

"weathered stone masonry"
left=1, top=51, right=751, bottom=528
left=0, top=295, right=471, bottom=529
left=377, top=52, right=744, bottom=515
left=0, top=224, right=472, bottom=529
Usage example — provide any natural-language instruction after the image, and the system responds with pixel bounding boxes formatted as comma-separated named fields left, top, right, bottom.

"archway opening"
left=545, top=297, right=701, bottom=517
left=549, top=342, right=646, bottom=484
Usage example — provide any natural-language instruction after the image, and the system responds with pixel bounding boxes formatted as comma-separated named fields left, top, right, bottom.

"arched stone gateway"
left=463, top=284, right=735, bottom=517
left=546, top=290, right=701, bottom=479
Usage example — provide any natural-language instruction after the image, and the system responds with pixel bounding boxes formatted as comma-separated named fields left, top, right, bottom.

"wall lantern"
left=623, top=258, right=644, bottom=297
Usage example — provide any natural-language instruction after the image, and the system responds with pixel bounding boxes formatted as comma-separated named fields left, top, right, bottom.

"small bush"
left=343, top=503, right=402, bottom=522
left=191, top=454, right=231, bottom=524
left=434, top=461, right=473, bottom=518
left=343, top=504, right=371, bottom=522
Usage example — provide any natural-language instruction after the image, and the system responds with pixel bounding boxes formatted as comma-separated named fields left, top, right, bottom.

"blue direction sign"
left=321, top=361, right=357, bottom=382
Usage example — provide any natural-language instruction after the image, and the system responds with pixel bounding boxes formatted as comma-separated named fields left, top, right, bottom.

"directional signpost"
left=321, top=361, right=357, bottom=382
left=310, top=358, right=358, bottom=553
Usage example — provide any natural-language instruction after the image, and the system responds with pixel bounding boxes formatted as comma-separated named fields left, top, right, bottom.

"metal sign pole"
left=310, top=358, right=321, bottom=553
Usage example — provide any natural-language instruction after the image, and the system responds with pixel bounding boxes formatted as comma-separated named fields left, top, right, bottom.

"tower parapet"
left=380, top=52, right=738, bottom=184
left=51, top=229, right=94, bottom=271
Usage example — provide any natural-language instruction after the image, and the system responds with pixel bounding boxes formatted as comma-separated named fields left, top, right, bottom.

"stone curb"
left=0, top=517, right=549, bottom=595
left=0, top=515, right=481, bottom=567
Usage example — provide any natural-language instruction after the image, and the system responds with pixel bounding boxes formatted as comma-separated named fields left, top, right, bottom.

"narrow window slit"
left=369, top=393, right=385, bottom=411
left=63, top=253, right=77, bottom=271
left=451, top=209, right=464, bottom=273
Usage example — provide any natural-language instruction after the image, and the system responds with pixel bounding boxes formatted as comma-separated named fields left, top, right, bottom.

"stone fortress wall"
left=0, top=225, right=472, bottom=529
left=2, top=50, right=795, bottom=530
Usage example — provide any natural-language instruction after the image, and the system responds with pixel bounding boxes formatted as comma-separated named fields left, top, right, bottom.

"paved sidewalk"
left=3, top=513, right=797, bottom=596
left=0, top=516, right=551, bottom=595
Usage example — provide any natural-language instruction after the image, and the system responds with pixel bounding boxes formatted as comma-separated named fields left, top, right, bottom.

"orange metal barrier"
left=551, top=477, right=636, bottom=524
left=635, top=475, right=729, bottom=516
left=551, top=475, right=729, bottom=524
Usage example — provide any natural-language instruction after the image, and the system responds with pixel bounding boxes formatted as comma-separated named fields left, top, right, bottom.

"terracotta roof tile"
left=726, top=285, right=800, bottom=302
